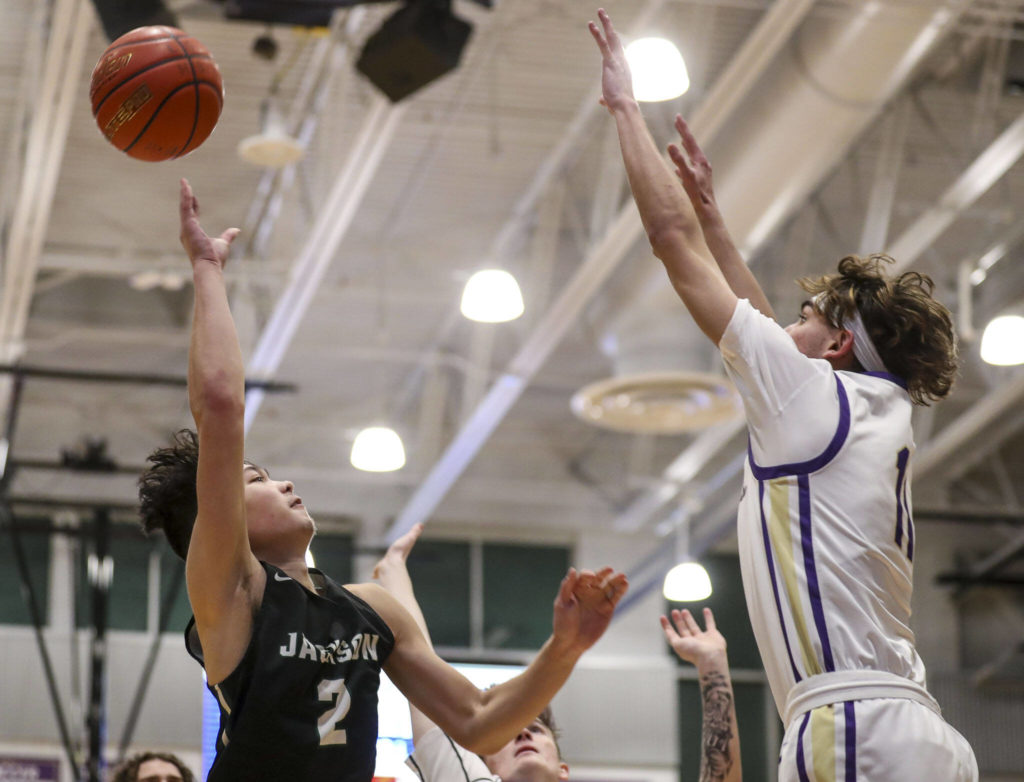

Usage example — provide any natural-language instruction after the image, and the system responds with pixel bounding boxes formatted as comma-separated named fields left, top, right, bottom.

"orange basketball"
left=90, top=26, right=223, bottom=162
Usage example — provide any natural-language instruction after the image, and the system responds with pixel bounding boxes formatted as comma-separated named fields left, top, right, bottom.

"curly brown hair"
left=137, top=429, right=200, bottom=560
left=109, top=751, right=195, bottom=782
left=799, top=254, right=958, bottom=405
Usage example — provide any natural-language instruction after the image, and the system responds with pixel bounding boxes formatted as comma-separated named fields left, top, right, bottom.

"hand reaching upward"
left=552, top=566, right=628, bottom=654
left=588, top=8, right=636, bottom=113
left=661, top=607, right=727, bottom=669
left=179, top=178, right=239, bottom=269
left=668, top=115, right=718, bottom=214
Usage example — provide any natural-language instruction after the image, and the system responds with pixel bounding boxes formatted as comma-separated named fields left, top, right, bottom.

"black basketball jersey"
left=185, top=562, right=395, bottom=781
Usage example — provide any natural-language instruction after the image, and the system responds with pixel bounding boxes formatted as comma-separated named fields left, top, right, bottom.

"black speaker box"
left=356, top=2, right=473, bottom=102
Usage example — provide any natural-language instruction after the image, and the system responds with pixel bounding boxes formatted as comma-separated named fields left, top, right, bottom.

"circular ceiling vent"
left=571, top=371, right=740, bottom=434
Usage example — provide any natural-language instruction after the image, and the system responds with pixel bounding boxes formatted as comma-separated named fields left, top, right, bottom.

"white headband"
left=845, top=308, right=889, bottom=373
left=814, top=294, right=889, bottom=373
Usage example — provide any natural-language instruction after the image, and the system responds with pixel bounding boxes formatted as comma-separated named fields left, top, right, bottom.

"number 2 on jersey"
left=317, top=677, right=352, bottom=745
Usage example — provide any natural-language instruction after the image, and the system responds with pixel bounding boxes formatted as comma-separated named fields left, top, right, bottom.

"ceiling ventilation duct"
left=704, top=0, right=963, bottom=255
left=572, top=286, right=740, bottom=434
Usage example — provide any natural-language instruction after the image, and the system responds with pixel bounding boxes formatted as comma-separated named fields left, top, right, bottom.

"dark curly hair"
left=799, top=254, right=958, bottom=405
left=138, top=429, right=200, bottom=560
left=109, top=751, right=195, bottom=782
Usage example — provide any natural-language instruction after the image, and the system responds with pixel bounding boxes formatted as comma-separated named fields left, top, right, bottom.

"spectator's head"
left=109, top=751, right=194, bottom=782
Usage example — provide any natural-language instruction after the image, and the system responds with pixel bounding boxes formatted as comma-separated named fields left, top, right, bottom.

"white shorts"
left=778, top=697, right=977, bottom=782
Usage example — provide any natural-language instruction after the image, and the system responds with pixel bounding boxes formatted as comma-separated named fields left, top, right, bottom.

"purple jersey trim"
left=895, top=448, right=909, bottom=548
left=795, top=711, right=811, bottom=782
left=759, top=480, right=803, bottom=683
left=799, top=475, right=835, bottom=672
left=844, top=701, right=857, bottom=782
left=906, top=500, right=915, bottom=562
left=748, top=375, right=851, bottom=479
left=863, top=370, right=908, bottom=389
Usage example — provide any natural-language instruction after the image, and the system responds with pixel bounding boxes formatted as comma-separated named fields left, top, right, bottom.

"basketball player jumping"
left=589, top=9, right=976, bottom=781
left=138, top=179, right=628, bottom=782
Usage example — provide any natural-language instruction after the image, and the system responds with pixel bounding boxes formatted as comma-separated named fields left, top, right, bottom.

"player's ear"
left=558, top=762, right=570, bottom=782
left=824, top=329, right=856, bottom=365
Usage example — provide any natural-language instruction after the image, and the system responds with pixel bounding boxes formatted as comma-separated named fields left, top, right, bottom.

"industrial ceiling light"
left=662, top=503, right=712, bottom=601
left=460, top=269, right=524, bottom=323
left=980, top=314, right=1024, bottom=366
left=351, top=426, right=406, bottom=472
left=238, top=96, right=305, bottom=168
left=663, top=561, right=712, bottom=602
left=625, top=37, right=690, bottom=102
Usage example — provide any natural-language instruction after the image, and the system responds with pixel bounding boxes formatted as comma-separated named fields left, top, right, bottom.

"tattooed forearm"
left=698, top=670, right=734, bottom=782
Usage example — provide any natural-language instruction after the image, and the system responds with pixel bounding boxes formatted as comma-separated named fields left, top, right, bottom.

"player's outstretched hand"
left=552, top=566, right=628, bottom=654
left=179, top=178, right=239, bottom=270
left=372, top=523, right=424, bottom=580
left=588, top=8, right=635, bottom=114
left=661, top=607, right=727, bottom=668
left=667, top=116, right=718, bottom=215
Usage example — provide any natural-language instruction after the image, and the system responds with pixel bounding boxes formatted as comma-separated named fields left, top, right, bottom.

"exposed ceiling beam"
left=888, top=108, right=1024, bottom=272
left=0, top=0, right=93, bottom=362
left=915, top=373, right=1024, bottom=479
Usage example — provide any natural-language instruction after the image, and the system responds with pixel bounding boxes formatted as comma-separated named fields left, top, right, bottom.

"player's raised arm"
left=357, top=567, right=627, bottom=755
left=589, top=9, right=737, bottom=344
left=179, top=179, right=262, bottom=666
left=662, top=608, right=742, bottom=782
left=371, top=524, right=440, bottom=745
left=669, top=116, right=775, bottom=322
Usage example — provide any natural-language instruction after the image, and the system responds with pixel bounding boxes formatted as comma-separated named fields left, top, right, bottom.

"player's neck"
left=270, top=556, right=315, bottom=592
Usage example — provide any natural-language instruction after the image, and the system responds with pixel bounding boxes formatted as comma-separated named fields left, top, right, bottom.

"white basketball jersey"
left=720, top=299, right=926, bottom=717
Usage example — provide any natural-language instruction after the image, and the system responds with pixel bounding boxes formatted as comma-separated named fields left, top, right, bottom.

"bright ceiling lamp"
left=980, top=315, right=1024, bottom=366
left=305, top=548, right=316, bottom=569
left=625, top=37, right=690, bottom=102
left=662, top=503, right=712, bottom=601
left=460, top=269, right=524, bottom=323
left=663, top=561, right=712, bottom=602
left=351, top=426, right=406, bottom=472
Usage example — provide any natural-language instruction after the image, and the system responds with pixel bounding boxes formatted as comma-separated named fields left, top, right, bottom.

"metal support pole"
left=85, top=508, right=112, bottom=782
left=116, top=556, right=185, bottom=760
left=3, top=502, right=81, bottom=779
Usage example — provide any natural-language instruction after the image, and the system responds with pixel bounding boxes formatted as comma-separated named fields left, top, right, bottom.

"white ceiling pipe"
left=706, top=0, right=964, bottom=256
left=0, top=0, right=92, bottom=356
left=244, top=97, right=405, bottom=430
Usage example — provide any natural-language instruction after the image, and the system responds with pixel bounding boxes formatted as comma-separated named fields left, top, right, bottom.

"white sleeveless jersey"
left=720, top=299, right=926, bottom=717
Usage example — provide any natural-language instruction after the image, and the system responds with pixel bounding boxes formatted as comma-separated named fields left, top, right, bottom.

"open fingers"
left=659, top=614, right=680, bottom=641
left=180, top=178, right=195, bottom=220
left=703, top=606, right=716, bottom=632
left=558, top=567, right=579, bottom=605
left=588, top=20, right=611, bottom=58
left=667, top=143, right=691, bottom=175
left=597, top=8, right=623, bottom=54
left=602, top=572, right=628, bottom=605
left=674, top=115, right=705, bottom=163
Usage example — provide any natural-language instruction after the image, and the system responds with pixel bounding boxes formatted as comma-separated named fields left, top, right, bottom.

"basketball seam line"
left=172, top=35, right=202, bottom=159
left=92, top=52, right=216, bottom=115
left=121, top=81, right=220, bottom=157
